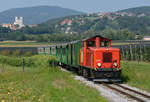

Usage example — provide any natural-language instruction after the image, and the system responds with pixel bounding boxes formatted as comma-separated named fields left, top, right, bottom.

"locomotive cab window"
left=101, top=40, right=109, bottom=47
left=87, top=41, right=95, bottom=47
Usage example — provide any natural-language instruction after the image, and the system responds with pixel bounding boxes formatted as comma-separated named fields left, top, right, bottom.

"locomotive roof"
left=82, top=35, right=110, bottom=41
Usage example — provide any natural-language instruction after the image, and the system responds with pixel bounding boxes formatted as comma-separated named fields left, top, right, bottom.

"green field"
left=0, top=55, right=108, bottom=102
left=122, top=61, right=150, bottom=92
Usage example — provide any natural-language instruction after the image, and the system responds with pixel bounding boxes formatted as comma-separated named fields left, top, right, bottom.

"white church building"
left=14, top=16, right=25, bottom=29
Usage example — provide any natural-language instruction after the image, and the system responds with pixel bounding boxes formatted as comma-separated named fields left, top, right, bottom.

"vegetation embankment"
left=0, top=55, right=57, bottom=67
left=121, top=61, right=150, bottom=92
left=0, top=55, right=108, bottom=102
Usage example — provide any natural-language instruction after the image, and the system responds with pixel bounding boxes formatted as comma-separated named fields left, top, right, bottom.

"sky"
left=1, top=0, right=150, bottom=13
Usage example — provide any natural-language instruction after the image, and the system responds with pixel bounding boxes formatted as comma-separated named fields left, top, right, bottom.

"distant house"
left=61, top=19, right=72, bottom=26
left=2, top=24, right=15, bottom=30
left=67, top=20, right=72, bottom=26
left=28, top=24, right=37, bottom=28
left=143, top=36, right=150, bottom=41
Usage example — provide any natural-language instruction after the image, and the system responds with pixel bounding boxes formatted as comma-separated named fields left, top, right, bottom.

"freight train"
left=38, top=35, right=121, bottom=82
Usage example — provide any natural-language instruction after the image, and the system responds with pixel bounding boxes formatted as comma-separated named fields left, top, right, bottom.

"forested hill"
left=1, top=6, right=150, bottom=41
left=119, top=6, right=150, bottom=15
left=0, top=6, right=83, bottom=25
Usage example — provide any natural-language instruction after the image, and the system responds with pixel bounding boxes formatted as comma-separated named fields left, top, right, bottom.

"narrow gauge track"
left=101, top=82, right=150, bottom=102
left=60, top=66, right=150, bottom=102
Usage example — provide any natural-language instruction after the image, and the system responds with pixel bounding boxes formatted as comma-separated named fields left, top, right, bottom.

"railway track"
left=102, top=82, right=150, bottom=102
left=60, top=66, right=150, bottom=102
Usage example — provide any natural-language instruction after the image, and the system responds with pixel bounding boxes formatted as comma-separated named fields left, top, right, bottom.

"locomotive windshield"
left=87, top=41, right=95, bottom=47
left=101, top=40, right=109, bottom=47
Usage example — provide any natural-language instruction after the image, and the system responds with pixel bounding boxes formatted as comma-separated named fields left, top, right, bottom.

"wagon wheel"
left=88, top=69, right=94, bottom=80
left=83, top=69, right=88, bottom=78
left=78, top=67, right=82, bottom=75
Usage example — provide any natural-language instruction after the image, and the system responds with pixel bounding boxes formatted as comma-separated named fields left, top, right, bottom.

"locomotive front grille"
left=103, top=52, right=112, bottom=63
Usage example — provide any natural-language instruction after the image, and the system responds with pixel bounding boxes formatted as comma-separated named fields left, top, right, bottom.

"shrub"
left=12, top=50, right=21, bottom=56
left=0, top=49, right=10, bottom=56
left=24, top=51, right=33, bottom=57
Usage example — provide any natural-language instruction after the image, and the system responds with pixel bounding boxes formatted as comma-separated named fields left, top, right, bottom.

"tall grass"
left=121, top=61, right=150, bottom=92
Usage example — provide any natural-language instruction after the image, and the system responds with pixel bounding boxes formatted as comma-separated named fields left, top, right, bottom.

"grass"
left=0, top=58, right=108, bottom=102
left=121, top=61, right=150, bottom=92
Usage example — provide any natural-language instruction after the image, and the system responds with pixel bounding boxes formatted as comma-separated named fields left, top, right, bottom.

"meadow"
left=0, top=55, right=108, bottom=102
left=121, top=61, right=150, bottom=92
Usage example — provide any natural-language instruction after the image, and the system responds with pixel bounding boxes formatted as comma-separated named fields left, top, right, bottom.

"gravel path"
left=61, top=68, right=150, bottom=102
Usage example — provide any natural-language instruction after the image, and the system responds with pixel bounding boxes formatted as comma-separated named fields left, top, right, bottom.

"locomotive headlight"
left=97, top=63, right=101, bottom=67
left=114, top=62, right=118, bottom=67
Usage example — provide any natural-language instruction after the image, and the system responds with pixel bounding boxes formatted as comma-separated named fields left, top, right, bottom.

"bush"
left=0, top=55, right=58, bottom=67
left=0, top=49, right=10, bottom=56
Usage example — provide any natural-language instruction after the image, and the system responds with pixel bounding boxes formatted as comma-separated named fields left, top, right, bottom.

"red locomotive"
left=79, top=35, right=121, bottom=82
left=38, top=35, right=121, bottom=82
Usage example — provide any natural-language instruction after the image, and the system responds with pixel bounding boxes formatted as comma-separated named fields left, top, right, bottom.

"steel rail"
left=102, top=83, right=145, bottom=102
left=113, top=83, right=150, bottom=99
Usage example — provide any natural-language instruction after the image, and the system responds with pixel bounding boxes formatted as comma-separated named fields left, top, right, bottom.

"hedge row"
left=0, top=55, right=58, bottom=67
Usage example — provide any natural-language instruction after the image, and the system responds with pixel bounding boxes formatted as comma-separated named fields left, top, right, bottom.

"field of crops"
left=0, top=55, right=108, bottom=102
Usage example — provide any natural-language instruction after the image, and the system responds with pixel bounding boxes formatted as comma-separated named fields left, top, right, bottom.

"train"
left=38, top=35, right=121, bottom=82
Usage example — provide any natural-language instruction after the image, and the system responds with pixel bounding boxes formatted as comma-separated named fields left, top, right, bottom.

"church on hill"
left=2, top=16, right=25, bottom=30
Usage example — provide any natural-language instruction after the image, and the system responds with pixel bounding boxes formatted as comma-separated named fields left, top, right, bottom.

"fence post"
left=126, top=46, right=128, bottom=60
left=22, top=58, right=25, bottom=72
left=130, top=45, right=133, bottom=60
left=52, top=60, right=54, bottom=68
left=139, top=41, right=143, bottom=61
left=122, top=47, right=125, bottom=60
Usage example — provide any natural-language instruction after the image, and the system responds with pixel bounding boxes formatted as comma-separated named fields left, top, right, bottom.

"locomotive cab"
left=80, top=35, right=121, bottom=82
